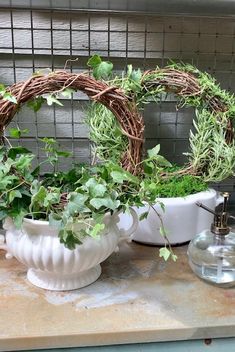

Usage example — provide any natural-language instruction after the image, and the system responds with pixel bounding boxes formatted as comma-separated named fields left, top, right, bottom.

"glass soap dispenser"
left=187, top=192, right=235, bottom=287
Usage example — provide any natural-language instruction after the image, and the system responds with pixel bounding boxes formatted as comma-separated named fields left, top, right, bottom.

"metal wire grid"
left=0, top=7, right=235, bottom=197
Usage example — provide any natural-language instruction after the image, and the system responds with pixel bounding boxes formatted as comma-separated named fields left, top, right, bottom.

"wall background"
left=0, top=7, right=235, bottom=199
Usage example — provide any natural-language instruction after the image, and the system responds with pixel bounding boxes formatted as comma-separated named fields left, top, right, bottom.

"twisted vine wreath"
left=139, top=64, right=235, bottom=182
left=0, top=64, right=235, bottom=183
left=87, top=63, right=235, bottom=182
left=0, top=71, right=144, bottom=174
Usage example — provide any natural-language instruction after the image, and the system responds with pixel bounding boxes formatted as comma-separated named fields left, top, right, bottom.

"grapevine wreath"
left=0, top=63, right=235, bottom=182
left=140, top=63, right=235, bottom=182
left=0, top=70, right=144, bottom=175
left=88, top=62, right=235, bottom=183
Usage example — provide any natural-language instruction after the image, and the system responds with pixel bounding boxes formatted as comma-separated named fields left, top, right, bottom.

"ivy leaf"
left=65, top=193, right=89, bottom=216
left=90, top=197, right=120, bottom=211
left=143, top=161, right=154, bottom=174
left=43, top=188, right=61, bottom=207
left=87, top=55, right=102, bottom=68
left=46, top=95, right=63, bottom=106
left=85, top=178, right=107, bottom=197
left=0, top=84, right=5, bottom=95
left=110, top=171, right=127, bottom=184
left=89, top=223, right=105, bottom=238
left=3, top=92, right=17, bottom=104
left=127, top=64, right=133, bottom=77
left=92, top=212, right=104, bottom=223
left=31, top=166, right=40, bottom=177
left=93, top=61, right=113, bottom=80
left=8, top=146, right=32, bottom=160
left=14, top=209, right=28, bottom=229
left=9, top=128, right=29, bottom=139
left=59, top=229, right=83, bottom=249
left=110, top=170, right=138, bottom=184
left=30, top=179, right=41, bottom=195
left=27, top=96, right=45, bottom=112
left=159, top=247, right=171, bottom=261
left=8, top=190, right=22, bottom=204
left=31, top=186, right=47, bottom=208
left=0, top=175, right=18, bottom=190
left=61, top=88, right=74, bottom=98
left=147, top=145, right=160, bottom=158
left=91, top=184, right=107, bottom=197
left=87, top=55, right=113, bottom=79
left=139, top=211, right=149, bottom=221
left=130, top=68, right=142, bottom=83
left=56, top=150, right=72, bottom=157
left=40, top=137, right=57, bottom=145
left=14, top=154, right=34, bottom=170
left=155, top=155, right=172, bottom=167
left=47, top=155, right=58, bottom=165
left=89, top=197, right=107, bottom=210
left=49, top=213, right=62, bottom=229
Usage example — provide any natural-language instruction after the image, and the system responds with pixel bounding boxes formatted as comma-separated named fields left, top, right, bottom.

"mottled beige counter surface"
left=0, top=242, right=235, bottom=351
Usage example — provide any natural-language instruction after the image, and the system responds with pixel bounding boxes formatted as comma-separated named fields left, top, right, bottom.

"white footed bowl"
left=0, top=210, right=137, bottom=291
left=119, top=189, right=223, bottom=245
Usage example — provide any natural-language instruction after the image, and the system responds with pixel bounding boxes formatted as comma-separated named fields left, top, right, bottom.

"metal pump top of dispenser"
left=211, top=192, right=230, bottom=236
left=196, top=192, right=230, bottom=236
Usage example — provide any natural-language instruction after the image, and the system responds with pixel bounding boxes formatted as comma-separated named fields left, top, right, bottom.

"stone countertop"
left=0, top=242, right=235, bottom=352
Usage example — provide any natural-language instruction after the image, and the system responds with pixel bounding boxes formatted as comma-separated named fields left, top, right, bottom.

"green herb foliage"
left=87, top=103, right=128, bottom=163
left=149, top=175, right=208, bottom=198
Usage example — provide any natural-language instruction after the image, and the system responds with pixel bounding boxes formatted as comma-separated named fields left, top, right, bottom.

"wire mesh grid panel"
left=0, top=7, right=235, bottom=197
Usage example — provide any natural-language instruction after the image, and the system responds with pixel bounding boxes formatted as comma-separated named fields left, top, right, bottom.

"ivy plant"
left=0, top=132, right=181, bottom=260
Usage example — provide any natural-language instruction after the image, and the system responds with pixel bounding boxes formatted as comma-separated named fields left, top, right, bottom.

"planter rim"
left=150, top=188, right=218, bottom=204
left=23, top=211, right=115, bottom=227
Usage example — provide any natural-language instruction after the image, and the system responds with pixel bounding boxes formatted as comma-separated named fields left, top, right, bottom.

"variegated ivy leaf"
left=89, top=223, right=105, bottom=238
left=45, top=95, right=63, bottom=106
left=159, top=247, right=171, bottom=261
left=90, top=197, right=120, bottom=211
left=65, top=192, right=89, bottom=216
left=84, top=178, right=107, bottom=198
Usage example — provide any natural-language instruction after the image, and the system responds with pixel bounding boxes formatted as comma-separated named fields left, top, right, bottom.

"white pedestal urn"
left=119, top=189, right=223, bottom=245
left=0, top=210, right=137, bottom=291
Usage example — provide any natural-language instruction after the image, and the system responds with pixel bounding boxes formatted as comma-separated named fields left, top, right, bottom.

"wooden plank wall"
left=0, top=8, right=234, bottom=195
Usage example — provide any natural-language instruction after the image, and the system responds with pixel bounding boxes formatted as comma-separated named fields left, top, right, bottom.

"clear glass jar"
left=187, top=229, right=235, bottom=287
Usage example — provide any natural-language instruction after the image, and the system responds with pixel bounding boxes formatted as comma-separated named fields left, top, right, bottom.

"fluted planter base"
left=1, top=210, right=137, bottom=291
left=27, top=265, right=102, bottom=291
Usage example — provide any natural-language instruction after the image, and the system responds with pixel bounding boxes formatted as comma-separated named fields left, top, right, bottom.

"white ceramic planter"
left=119, top=189, right=223, bottom=245
left=0, top=210, right=137, bottom=291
